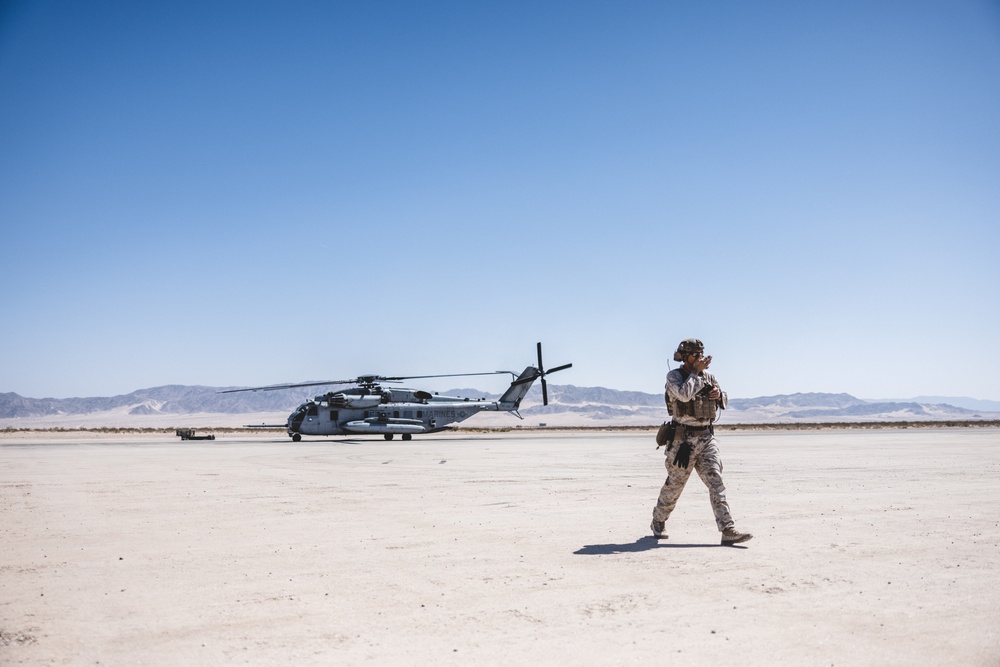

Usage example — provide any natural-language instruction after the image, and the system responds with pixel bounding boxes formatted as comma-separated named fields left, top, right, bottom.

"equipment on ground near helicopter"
left=219, top=343, right=571, bottom=442
left=175, top=429, right=215, bottom=441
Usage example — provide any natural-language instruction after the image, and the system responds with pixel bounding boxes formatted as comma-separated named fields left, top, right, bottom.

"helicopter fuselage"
left=220, top=344, right=571, bottom=442
left=284, top=368, right=536, bottom=441
left=287, top=390, right=496, bottom=440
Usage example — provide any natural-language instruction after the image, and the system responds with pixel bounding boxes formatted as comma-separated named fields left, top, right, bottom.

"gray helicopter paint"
left=291, top=366, right=540, bottom=439
left=220, top=343, right=571, bottom=441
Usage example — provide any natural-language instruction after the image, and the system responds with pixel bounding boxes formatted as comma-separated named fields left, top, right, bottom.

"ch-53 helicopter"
left=220, top=343, right=571, bottom=442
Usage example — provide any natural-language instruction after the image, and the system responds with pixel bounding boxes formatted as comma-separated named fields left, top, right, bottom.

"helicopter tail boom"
left=498, top=366, right=539, bottom=410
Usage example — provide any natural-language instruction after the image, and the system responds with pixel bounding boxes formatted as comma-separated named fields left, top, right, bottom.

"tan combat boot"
left=721, top=527, right=753, bottom=545
left=650, top=520, right=666, bottom=539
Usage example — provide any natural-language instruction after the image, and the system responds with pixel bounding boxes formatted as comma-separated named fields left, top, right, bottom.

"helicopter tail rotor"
left=511, top=342, right=572, bottom=406
left=537, top=341, right=573, bottom=406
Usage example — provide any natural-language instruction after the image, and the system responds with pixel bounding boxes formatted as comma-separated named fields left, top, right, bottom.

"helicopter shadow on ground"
left=263, top=438, right=517, bottom=448
left=574, top=537, right=748, bottom=555
left=288, top=436, right=515, bottom=445
left=240, top=437, right=369, bottom=446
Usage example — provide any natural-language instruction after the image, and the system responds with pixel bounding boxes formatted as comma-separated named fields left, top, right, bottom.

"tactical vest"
left=665, top=370, right=719, bottom=421
left=667, top=394, right=719, bottom=421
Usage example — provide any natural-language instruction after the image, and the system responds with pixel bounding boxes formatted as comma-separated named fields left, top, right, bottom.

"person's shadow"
left=574, top=536, right=748, bottom=555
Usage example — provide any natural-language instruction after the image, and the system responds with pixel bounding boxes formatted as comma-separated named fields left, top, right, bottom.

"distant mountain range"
left=0, top=385, right=295, bottom=418
left=1, top=385, right=998, bottom=428
left=869, top=396, right=1000, bottom=412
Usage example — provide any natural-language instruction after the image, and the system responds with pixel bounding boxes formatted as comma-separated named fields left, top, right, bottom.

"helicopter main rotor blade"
left=217, top=346, right=568, bottom=396
left=379, top=371, right=511, bottom=382
left=218, top=371, right=512, bottom=395
left=218, top=379, right=357, bottom=394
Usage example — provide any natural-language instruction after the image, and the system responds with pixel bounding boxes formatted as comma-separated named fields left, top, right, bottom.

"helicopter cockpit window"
left=307, top=404, right=318, bottom=417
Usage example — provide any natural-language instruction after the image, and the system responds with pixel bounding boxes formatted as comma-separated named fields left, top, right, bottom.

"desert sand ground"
left=2, top=428, right=998, bottom=666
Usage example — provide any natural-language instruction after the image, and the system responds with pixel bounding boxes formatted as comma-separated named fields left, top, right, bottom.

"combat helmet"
left=673, top=338, right=704, bottom=362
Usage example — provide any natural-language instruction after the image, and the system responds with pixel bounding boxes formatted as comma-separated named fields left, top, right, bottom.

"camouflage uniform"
left=651, top=368, right=735, bottom=532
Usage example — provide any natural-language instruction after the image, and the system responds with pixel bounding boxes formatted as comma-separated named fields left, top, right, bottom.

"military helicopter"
left=220, top=343, right=571, bottom=441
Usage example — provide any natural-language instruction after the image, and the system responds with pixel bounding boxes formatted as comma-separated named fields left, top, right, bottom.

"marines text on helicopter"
left=220, top=343, right=571, bottom=441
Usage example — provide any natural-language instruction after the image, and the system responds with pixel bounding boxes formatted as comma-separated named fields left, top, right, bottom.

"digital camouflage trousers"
left=651, top=428, right=734, bottom=532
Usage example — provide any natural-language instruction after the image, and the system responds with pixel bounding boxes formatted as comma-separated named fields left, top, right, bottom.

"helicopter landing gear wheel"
left=384, top=434, right=394, bottom=441
left=402, top=434, right=412, bottom=441
left=291, top=433, right=301, bottom=442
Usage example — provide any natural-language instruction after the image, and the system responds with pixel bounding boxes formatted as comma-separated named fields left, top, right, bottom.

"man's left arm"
left=708, top=372, right=728, bottom=409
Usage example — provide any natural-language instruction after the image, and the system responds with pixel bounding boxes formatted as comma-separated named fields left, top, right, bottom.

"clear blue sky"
left=2, top=1, right=999, bottom=401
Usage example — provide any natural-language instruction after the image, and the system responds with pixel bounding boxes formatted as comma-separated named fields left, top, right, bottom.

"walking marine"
left=651, top=338, right=752, bottom=546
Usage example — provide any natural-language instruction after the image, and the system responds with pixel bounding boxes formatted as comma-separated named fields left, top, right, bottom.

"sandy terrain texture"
left=2, top=428, right=998, bottom=665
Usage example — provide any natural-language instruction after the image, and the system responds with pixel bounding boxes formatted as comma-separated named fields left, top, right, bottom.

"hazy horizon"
left=4, top=382, right=1000, bottom=413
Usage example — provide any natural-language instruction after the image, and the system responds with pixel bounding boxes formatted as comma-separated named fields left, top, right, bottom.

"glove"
left=672, top=441, right=691, bottom=469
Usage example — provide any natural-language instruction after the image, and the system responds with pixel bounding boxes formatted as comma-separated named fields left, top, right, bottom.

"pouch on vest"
left=655, top=421, right=676, bottom=449
left=668, top=395, right=719, bottom=421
